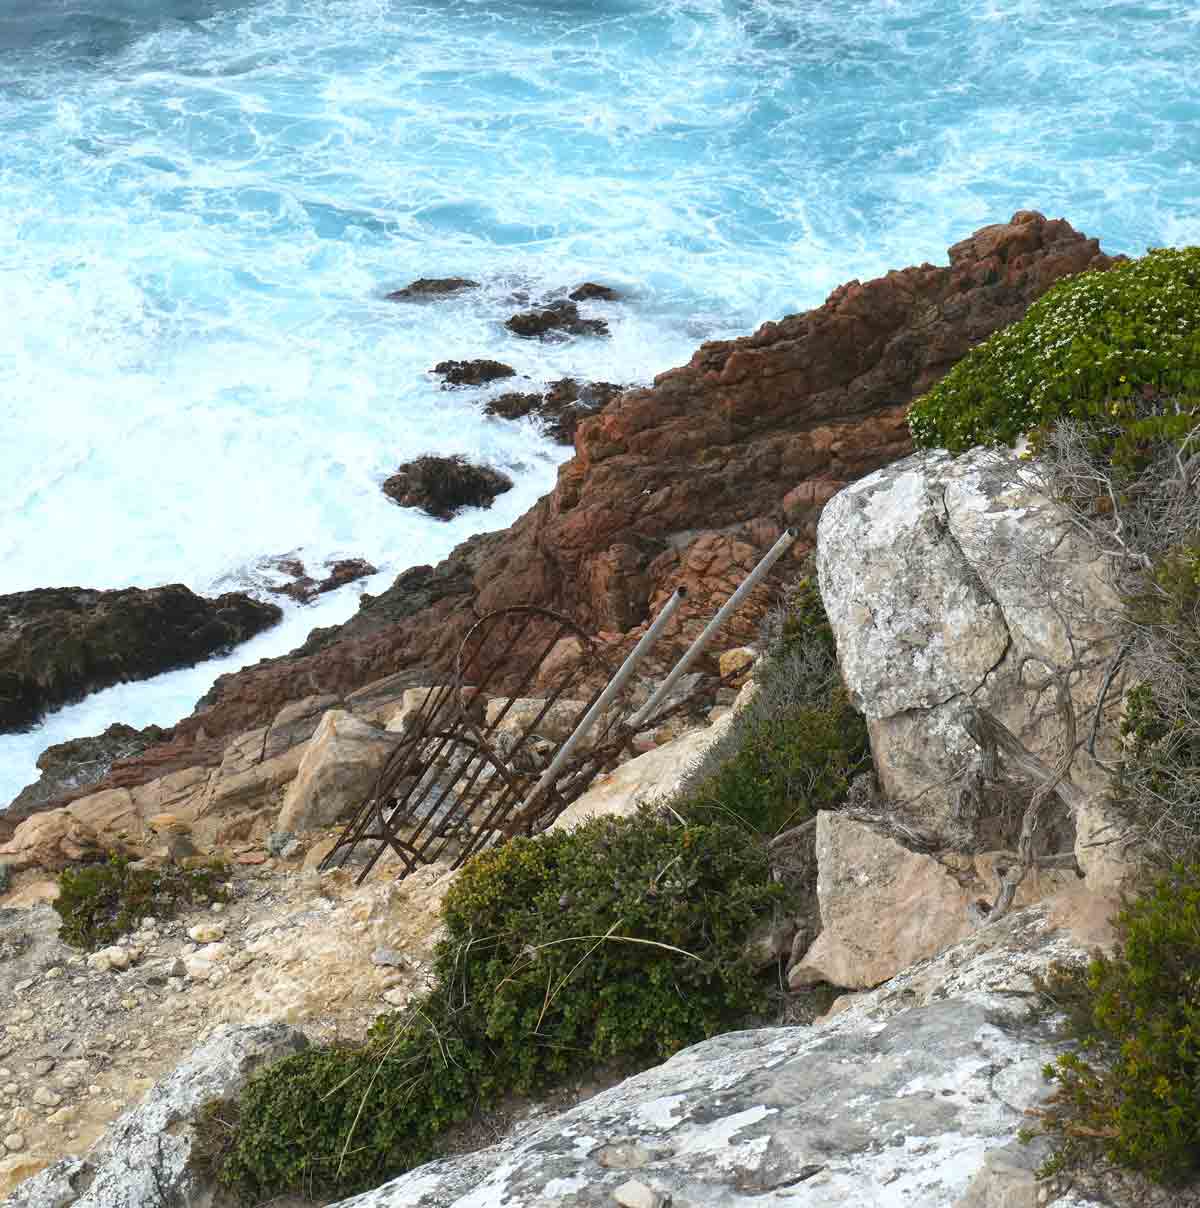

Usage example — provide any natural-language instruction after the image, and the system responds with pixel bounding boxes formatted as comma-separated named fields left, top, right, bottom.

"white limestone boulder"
left=817, top=448, right=1129, bottom=880
left=276, top=710, right=396, bottom=833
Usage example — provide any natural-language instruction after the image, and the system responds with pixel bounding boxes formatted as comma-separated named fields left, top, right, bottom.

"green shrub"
left=678, top=575, right=870, bottom=835
left=54, top=854, right=228, bottom=950
left=683, top=695, right=869, bottom=834
left=212, top=1000, right=481, bottom=1202
left=216, top=810, right=780, bottom=1202
left=908, top=247, right=1200, bottom=452
left=1038, top=863, right=1200, bottom=1184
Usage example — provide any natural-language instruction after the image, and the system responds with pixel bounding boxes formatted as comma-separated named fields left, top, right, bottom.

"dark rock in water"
left=485, top=379, right=625, bottom=445
left=266, top=556, right=378, bottom=604
left=505, top=300, right=609, bottom=340
left=382, top=454, right=514, bottom=521
left=485, top=391, right=544, bottom=421
left=386, top=276, right=479, bottom=301
left=433, top=359, right=516, bottom=388
left=540, top=378, right=625, bottom=445
left=569, top=282, right=621, bottom=302
left=6, top=722, right=169, bottom=816
left=0, top=585, right=282, bottom=734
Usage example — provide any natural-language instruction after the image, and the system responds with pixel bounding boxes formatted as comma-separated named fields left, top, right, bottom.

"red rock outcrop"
left=45, top=212, right=1118, bottom=794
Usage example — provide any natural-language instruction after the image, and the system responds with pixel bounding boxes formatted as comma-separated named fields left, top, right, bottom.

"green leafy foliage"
left=1038, top=863, right=1200, bottom=1184
left=53, top=854, right=228, bottom=951
left=678, top=575, right=870, bottom=835
left=908, top=247, right=1200, bottom=452
left=683, top=696, right=869, bottom=834
left=216, top=811, right=780, bottom=1202
left=213, top=1000, right=481, bottom=1202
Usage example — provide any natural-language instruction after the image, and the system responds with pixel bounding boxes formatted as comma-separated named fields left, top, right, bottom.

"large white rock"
left=276, top=710, right=397, bottom=833
left=548, top=714, right=735, bottom=832
left=1, top=1024, right=307, bottom=1208
left=325, top=907, right=1105, bottom=1208
left=818, top=449, right=1127, bottom=870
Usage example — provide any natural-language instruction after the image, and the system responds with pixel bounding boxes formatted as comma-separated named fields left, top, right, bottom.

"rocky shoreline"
left=0, top=210, right=1113, bottom=826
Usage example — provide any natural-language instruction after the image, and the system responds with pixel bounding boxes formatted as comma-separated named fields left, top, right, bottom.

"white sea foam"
left=2, top=0, right=1196, bottom=806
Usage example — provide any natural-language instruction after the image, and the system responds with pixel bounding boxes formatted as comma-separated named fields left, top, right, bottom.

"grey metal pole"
left=630, top=526, right=799, bottom=728
left=519, top=585, right=688, bottom=815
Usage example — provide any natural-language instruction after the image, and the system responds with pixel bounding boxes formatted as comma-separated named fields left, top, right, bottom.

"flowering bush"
left=908, top=247, right=1200, bottom=452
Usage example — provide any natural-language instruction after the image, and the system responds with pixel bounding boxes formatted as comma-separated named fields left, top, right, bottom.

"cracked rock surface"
left=817, top=448, right=1125, bottom=857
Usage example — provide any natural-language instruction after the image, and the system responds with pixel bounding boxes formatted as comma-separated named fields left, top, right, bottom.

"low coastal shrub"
left=1036, top=863, right=1200, bottom=1185
left=677, top=576, right=870, bottom=835
left=215, top=809, right=780, bottom=1202
left=54, top=854, right=228, bottom=950
left=908, top=247, right=1200, bottom=452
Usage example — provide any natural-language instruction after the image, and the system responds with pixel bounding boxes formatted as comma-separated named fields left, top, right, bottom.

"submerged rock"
left=569, top=282, right=621, bottom=302
left=382, top=454, right=514, bottom=521
left=432, top=358, right=515, bottom=387
left=385, top=276, right=479, bottom=301
left=505, top=299, right=609, bottom=339
left=485, top=378, right=625, bottom=445
left=265, top=556, right=377, bottom=604
left=0, top=586, right=282, bottom=735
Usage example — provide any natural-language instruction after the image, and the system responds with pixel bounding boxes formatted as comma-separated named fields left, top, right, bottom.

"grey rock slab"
left=1, top=1158, right=90, bottom=1208
left=1, top=1023, right=307, bottom=1208
left=328, top=907, right=1085, bottom=1208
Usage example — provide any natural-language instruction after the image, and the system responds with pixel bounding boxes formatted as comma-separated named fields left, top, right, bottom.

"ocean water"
left=2, top=0, right=1198, bottom=807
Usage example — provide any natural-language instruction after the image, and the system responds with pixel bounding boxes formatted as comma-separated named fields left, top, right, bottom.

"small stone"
left=10, top=1009, right=34, bottom=1023
left=119, top=996, right=138, bottom=1010
left=382, top=987, right=411, bottom=1008
left=43, top=967, right=64, bottom=980
left=87, top=945, right=131, bottom=973
left=266, top=830, right=297, bottom=857
left=209, top=901, right=226, bottom=914
left=32, top=1086, right=62, bottom=1108
left=8, top=1108, right=34, bottom=1130
left=30, top=1059, right=54, bottom=1077
left=46, top=1106, right=76, bottom=1127
left=612, top=1179, right=669, bottom=1208
left=2, top=1084, right=18, bottom=1097
left=372, top=947, right=407, bottom=968
left=12, top=979, right=34, bottom=994
left=279, top=839, right=304, bottom=860
left=187, top=923, right=226, bottom=944
left=169, top=958, right=187, bottom=978
left=140, top=917, right=157, bottom=930
left=2, top=1132, right=24, bottom=1152
left=718, top=646, right=756, bottom=680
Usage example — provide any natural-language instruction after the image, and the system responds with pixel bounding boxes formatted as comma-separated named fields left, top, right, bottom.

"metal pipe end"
left=676, top=585, right=688, bottom=598
left=785, top=526, right=800, bottom=538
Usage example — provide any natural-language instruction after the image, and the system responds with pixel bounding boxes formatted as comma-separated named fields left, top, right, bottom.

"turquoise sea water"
left=1, top=0, right=1198, bottom=804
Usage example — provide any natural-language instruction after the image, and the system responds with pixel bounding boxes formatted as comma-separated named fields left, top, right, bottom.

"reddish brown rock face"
left=86, top=212, right=1118, bottom=785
